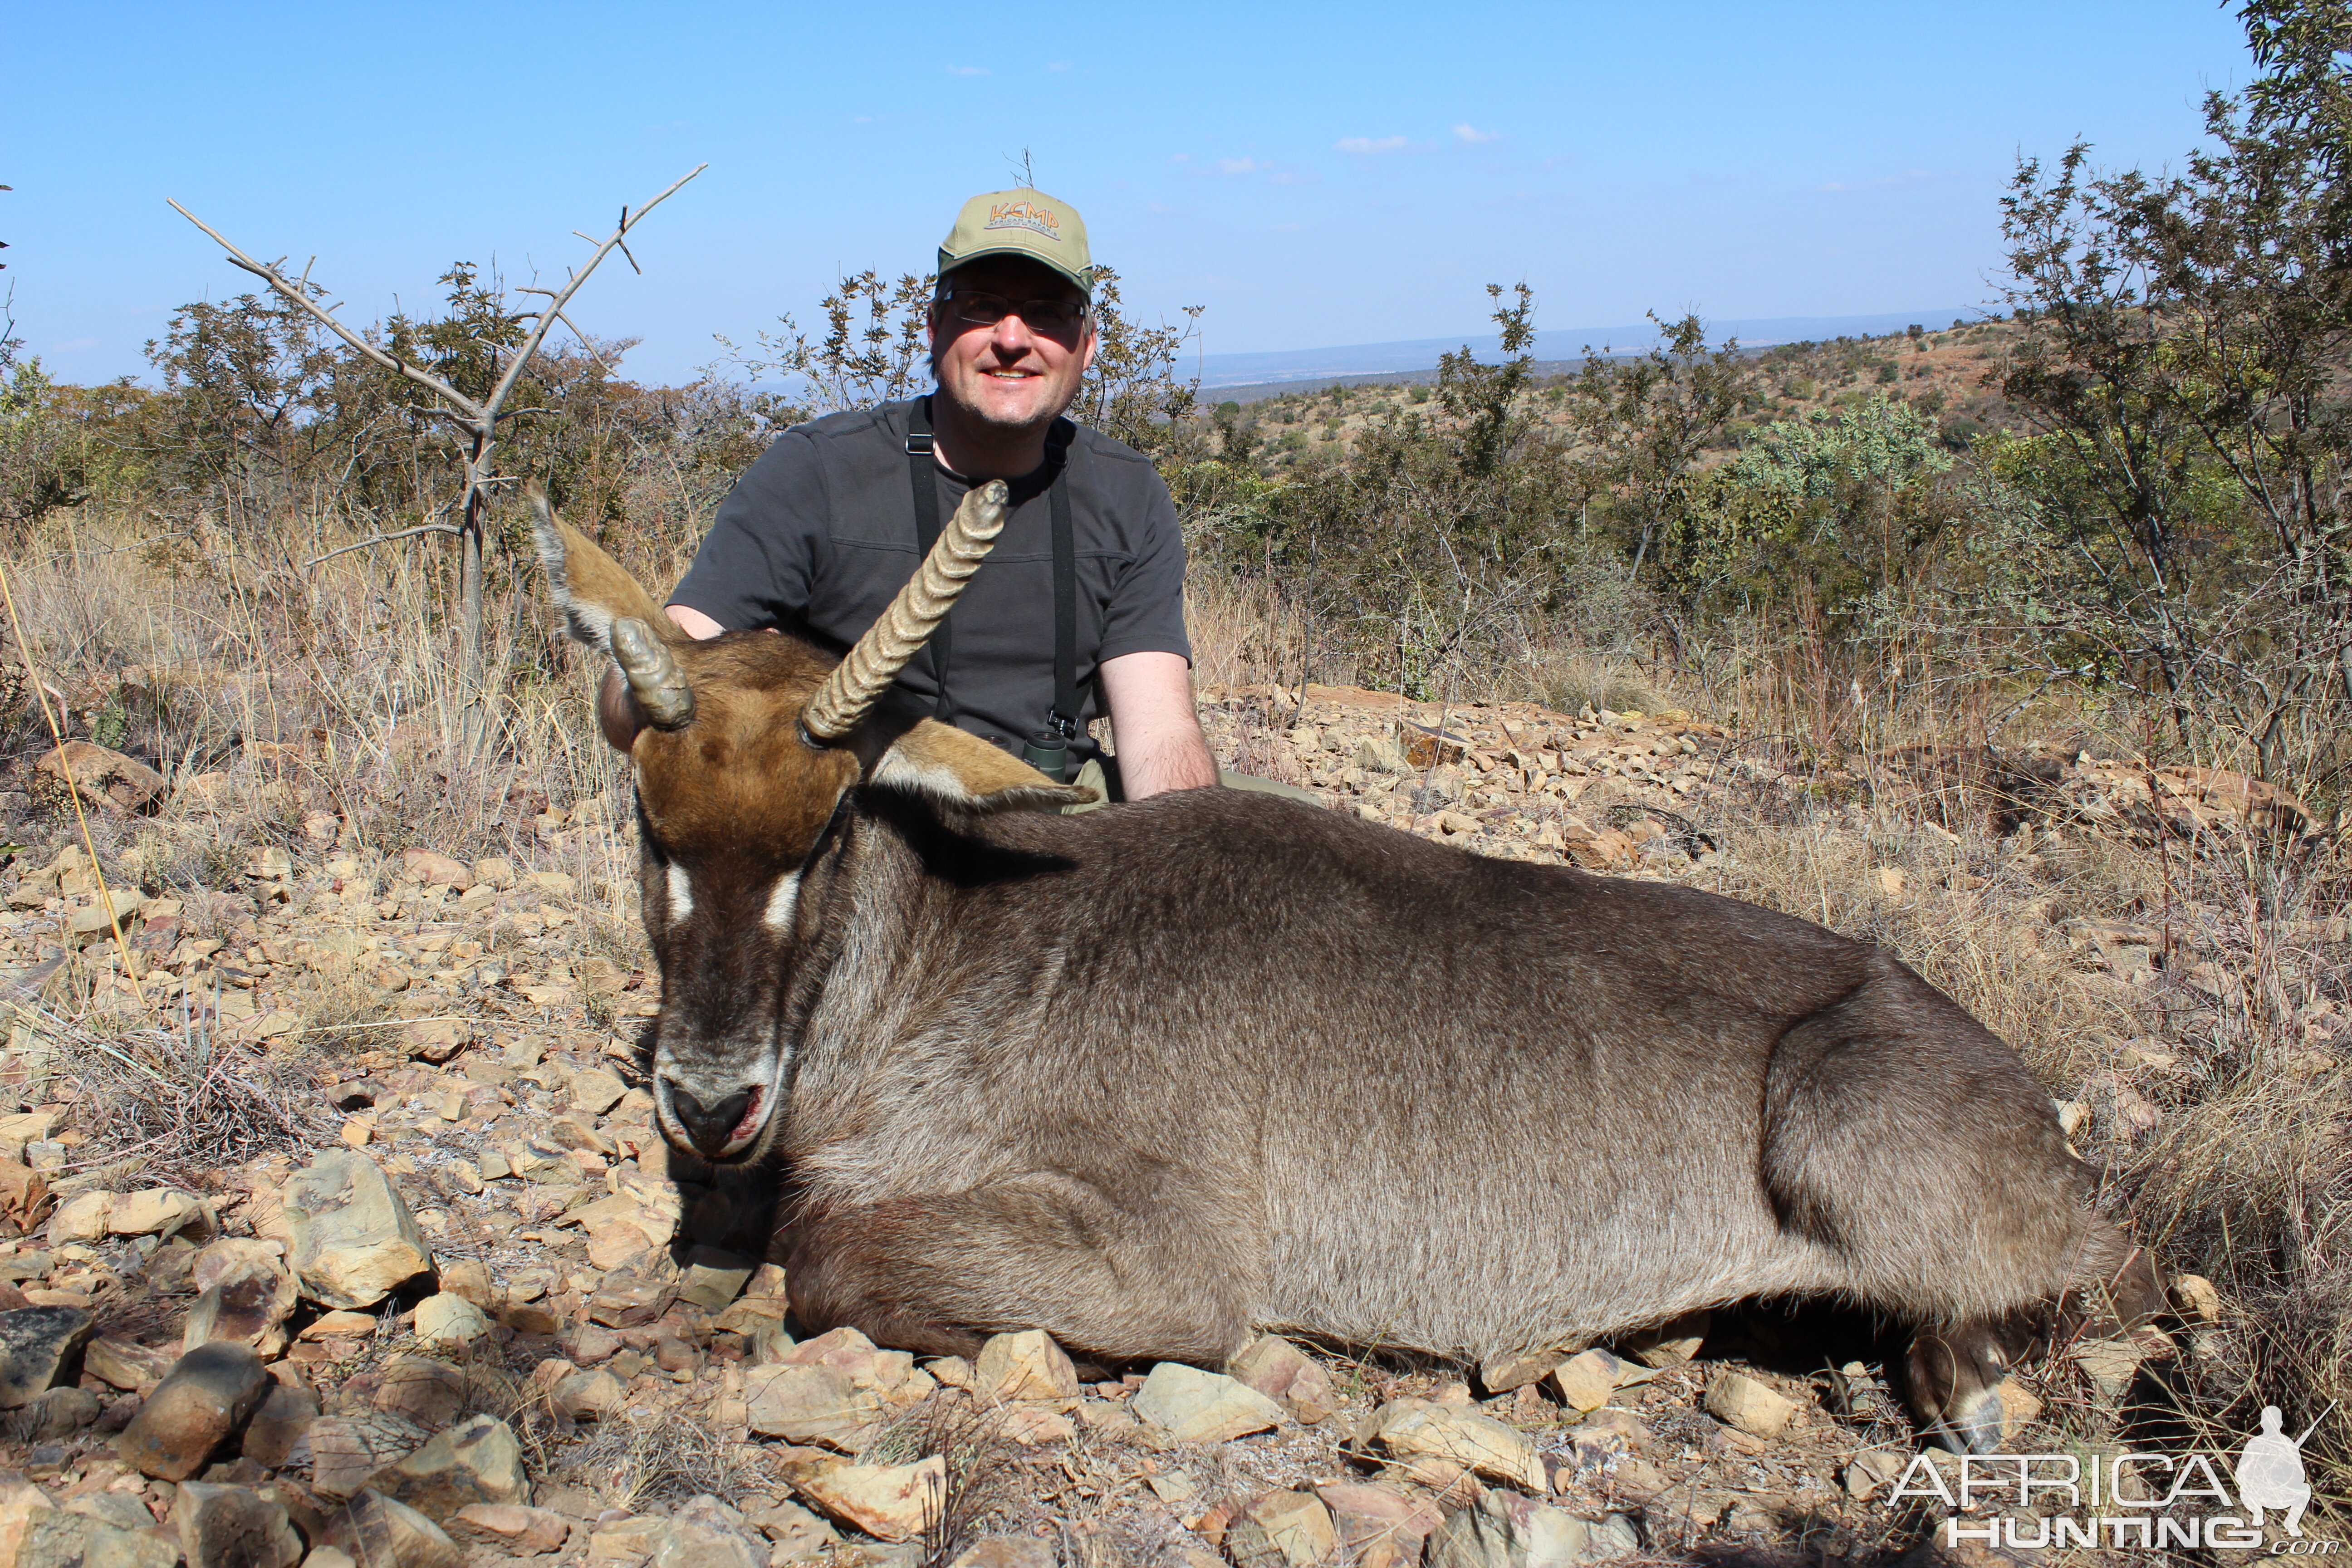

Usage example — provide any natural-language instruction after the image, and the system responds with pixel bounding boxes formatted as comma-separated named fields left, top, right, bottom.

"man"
left=617, top=187, right=1219, bottom=801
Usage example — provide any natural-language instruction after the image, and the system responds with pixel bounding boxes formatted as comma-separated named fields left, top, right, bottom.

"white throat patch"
left=666, top=862, right=694, bottom=919
left=764, top=871, right=802, bottom=933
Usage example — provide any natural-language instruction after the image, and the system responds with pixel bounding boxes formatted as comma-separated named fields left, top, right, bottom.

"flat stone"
left=321, top=1488, right=462, bottom=1568
left=676, top=1247, right=755, bottom=1313
left=1427, top=1490, right=1639, bottom=1568
left=108, top=1190, right=210, bottom=1240
left=175, top=1480, right=302, bottom=1568
left=789, top=1456, right=945, bottom=1543
left=283, top=1151, right=431, bottom=1310
left=306, top=1411, right=430, bottom=1500
left=2171, top=1273, right=2223, bottom=1325
left=301, top=1311, right=379, bottom=1340
left=1226, top=1335, right=1337, bottom=1422
left=949, top=1540, right=1056, bottom=1568
left=411, top=1294, right=490, bottom=1349
left=585, top=1264, right=670, bottom=1328
left=0, top=1306, right=93, bottom=1408
left=369, top=1413, right=529, bottom=1522
left=1366, top=1399, right=1545, bottom=1491
left=239, top=1382, right=319, bottom=1468
left=17, top=1509, right=177, bottom=1568
left=372, top=1354, right=467, bottom=1428
left=742, top=1498, right=836, bottom=1558
left=1546, top=1349, right=1624, bottom=1414
left=16, top=1387, right=98, bottom=1442
left=46, top=1192, right=114, bottom=1245
left=1844, top=1448, right=1908, bottom=1499
left=116, top=1341, right=270, bottom=1480
left=1478, top=1346, right=1569, bottom=1395
left=974, top=1330, right=1079, bottom=1402
left=1704, top=1368, right=1800, bottom=1439
left=1619, top=1308, right=1710, bottom=1367
left=0, top=1472, right=53, bottom=1568
left=744, top=1364, right=885, bottom=1449
left=2071, top=1338, right=2148, bottom=1398
left=1132, top=1363, right=1287, bottom=1443
left=449, top=1502, right=571, bottom=1554
left=85, top=1337, right=172, bottom=1396
left=550, top=1369, right=626, bottom=1421
left=649, top=1496, right=766, bottom=1568
left=183, top=1262, right=295, bottom=1357
left=568, top=1068, right=627, bottom=1115
left=400, top=850, right=470, bottom=889
left=35, top=741, right=165, bottom=813
left=1225, top=1490, right=1337, bottom=1568
left=1315, top=1483, right=1443, bottom=1568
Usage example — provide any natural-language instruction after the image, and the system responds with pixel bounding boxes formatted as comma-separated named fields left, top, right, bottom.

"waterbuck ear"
left=868, top=719, right=1098, bottom=813
left=528, top=482, right=671, bottom=658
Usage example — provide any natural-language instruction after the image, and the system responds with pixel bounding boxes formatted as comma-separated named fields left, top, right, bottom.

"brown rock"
left=239, top=1382, right=319, bottom=1468
left=1476, top=1345, right=1568, bottom=1395
left=1620, top=1307, right=1710, bottom=1367
left=1704, top=1367, right=1800, bottom=1439
left=0, top=1472, right=54, bottom=1567
left=175, top=1480, right=303, bottom=1568
left=182, top=1261, right=295, bottom=1357
left=789, top=1455, right=945, bottom=1543
left=283, top=1150, right=431, bottom=1310
left=1313, top=1483, right=1442, bottom=1568
left=549, top=1369, right=625, bottom=1421
left=1132, top=1362, right=1286, bottom=1442
left=1544, top=1348, right=1624, bottom=1413
left=372, top=1354, right=467, bottom=1427
left=949, top=1540, right=1056, bottom=1568
left=448, top=1502, right=571, bottom=1554
left=974, top=1329, right=1079, bottom=1402
left=368, top=1413, right=529, bottom=1522
left=321, top=1489, right=462, bottom=1568
left=1225, top=1490, right=1337, bottom=1567
left=1362, top=1398, right=1545, bottom=1491
left=85, top=1337, right=173, bottom=1397
left=0, top=1306, right=93, bottom=1408
left=116, top=1342, right=270, bottom=1481
left=305, top=1411, right=430, bottom=1500
left=744, top=1364, right=885, bottom=1449
left=399, top=850, right=470, bottom=890
left=36, top=741, right=165, bottom=812
left=1226, top=1334, right=1338, bottom=1422
left=17, top=1509, right=177, bottom=1568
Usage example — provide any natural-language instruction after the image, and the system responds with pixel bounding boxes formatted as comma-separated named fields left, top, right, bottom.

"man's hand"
left=1099, top=651, right=1218, bottom=799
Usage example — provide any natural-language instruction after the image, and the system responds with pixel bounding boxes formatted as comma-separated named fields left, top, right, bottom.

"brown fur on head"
left=528, top=485, right=1091, bottom=1163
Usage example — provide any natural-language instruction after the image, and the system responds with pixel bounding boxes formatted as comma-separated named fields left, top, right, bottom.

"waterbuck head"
left=529, top=483, right=1090, bottom=1163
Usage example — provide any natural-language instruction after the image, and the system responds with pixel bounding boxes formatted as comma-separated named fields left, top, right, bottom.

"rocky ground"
left=0, top=688, right=2322, bottom=1567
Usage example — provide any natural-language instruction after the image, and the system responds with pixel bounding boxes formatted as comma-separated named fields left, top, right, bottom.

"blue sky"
left=10, top=2, right=2254, bottom=387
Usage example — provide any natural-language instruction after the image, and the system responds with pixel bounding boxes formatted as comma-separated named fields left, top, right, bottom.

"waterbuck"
left=533, top=482, right=2161, bottom=1454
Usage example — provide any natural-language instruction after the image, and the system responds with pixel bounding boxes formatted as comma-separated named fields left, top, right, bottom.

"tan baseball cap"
left=938, top=188, right=1093, bottom=294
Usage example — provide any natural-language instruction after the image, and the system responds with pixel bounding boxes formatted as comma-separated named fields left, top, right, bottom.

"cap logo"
left=984, top=199, right=1062, bottom=243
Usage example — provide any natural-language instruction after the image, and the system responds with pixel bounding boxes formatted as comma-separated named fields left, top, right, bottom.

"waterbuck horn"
left=800, top=478, right=1009, bottom=742
left=612, top=616, right=696, bottom=730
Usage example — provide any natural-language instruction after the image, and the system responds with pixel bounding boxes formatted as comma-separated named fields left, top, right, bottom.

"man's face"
left=929, top=255, right=1096, bottom=436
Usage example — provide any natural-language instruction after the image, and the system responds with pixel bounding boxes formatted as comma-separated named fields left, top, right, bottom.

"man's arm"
left=1099, top=651, right=1217, bottom=798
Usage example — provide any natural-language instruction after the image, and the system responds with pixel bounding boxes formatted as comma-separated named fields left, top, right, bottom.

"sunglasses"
left=942, top=290, right=1089, bottom=332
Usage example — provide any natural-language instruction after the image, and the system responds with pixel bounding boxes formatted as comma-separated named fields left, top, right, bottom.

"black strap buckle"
left=904, top=431, right=934, bottom=456
left=1046, top=707, right=1080, bottom=742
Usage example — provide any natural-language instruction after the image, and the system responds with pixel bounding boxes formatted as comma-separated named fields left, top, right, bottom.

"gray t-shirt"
left=671, top=397, right=1192, bottom=750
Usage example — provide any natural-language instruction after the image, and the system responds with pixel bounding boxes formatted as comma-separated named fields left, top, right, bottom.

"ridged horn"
left=800, top=478, right=1009, bottom=742
left=612, top=616, right=695, bottom=730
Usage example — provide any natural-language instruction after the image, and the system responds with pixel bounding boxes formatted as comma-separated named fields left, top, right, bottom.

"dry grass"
left=5, top=498, right=2349, bottom=1534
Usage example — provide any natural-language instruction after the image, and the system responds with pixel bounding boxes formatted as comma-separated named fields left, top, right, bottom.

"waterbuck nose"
left=667, top=1082, right=758, bottom=1157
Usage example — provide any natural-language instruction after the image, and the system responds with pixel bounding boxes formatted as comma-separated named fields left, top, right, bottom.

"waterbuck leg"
left=784, top=1179, right=1251, bottom=1366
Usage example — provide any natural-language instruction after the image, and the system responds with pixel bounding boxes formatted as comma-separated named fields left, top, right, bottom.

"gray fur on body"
left=762, top=782, right=2104, bottom=1366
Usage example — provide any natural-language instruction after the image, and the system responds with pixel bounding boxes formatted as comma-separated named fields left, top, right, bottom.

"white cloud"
left=1335, top=135, right=1410, bottom=155
left=946, top=64, right=990, bottom=76
left=1267, top=170, right=1319, bottom=187
left=1216, top=157, right=1269, bottom=176
left=1452, top=123, right=1501, bottom=144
